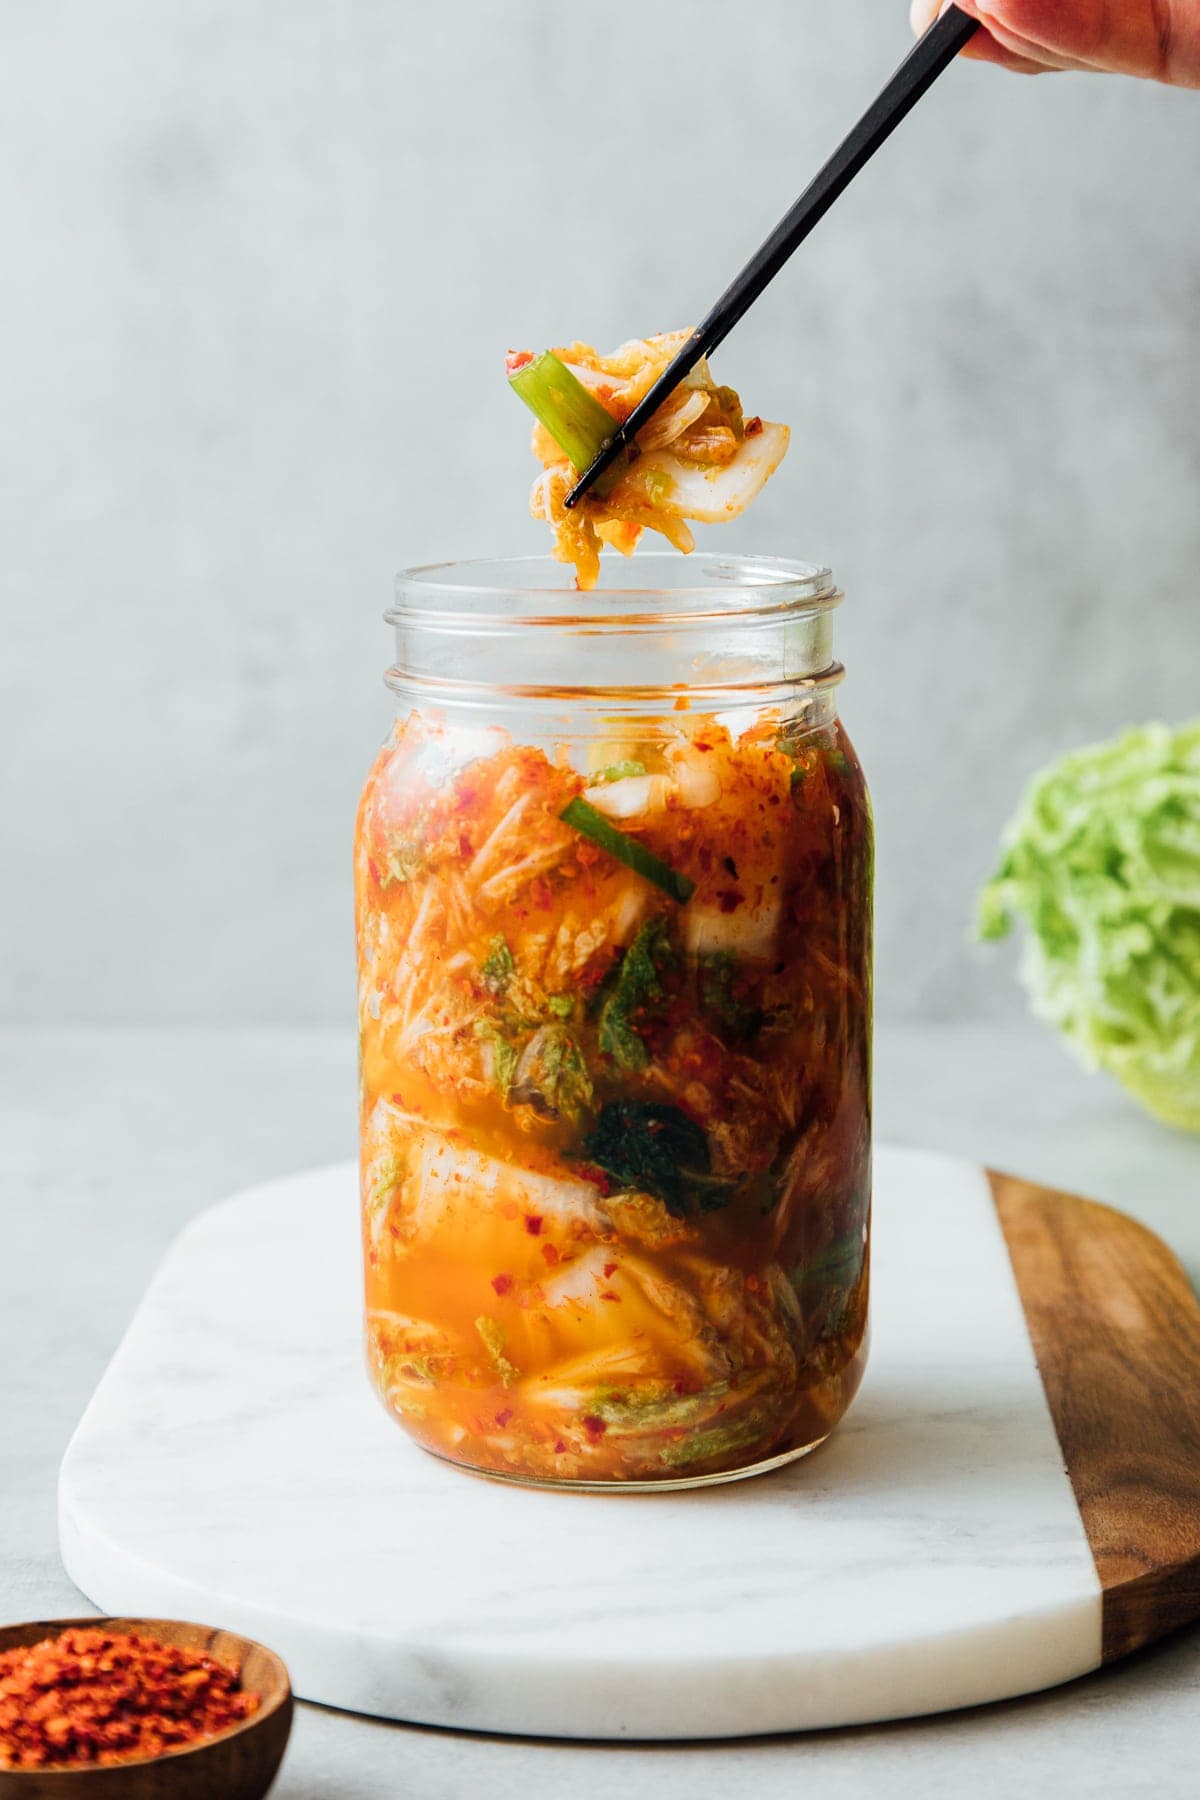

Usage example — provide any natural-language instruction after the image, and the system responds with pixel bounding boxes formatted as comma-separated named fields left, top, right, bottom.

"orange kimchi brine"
left=356, top=555, right=872, bottom=1488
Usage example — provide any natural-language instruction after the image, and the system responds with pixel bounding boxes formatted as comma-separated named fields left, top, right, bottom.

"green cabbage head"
left=978, top=721, right=1200, bottom=1131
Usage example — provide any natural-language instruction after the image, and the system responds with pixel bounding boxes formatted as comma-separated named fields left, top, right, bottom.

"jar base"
left=418, top=1432, right=832, bottom=1494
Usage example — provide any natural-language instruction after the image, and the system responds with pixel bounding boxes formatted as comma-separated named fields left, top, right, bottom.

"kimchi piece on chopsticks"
left=507, top=331, right=790, bottom=589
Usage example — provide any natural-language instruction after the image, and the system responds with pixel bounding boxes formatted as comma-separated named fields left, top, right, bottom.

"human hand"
left=910, top=1, right=1200, bottom=86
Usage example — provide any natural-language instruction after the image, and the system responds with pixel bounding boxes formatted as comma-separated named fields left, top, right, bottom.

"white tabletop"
left=4, top=1019, right=1199, bottom=1797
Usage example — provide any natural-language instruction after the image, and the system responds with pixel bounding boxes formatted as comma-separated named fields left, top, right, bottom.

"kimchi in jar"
left=356, top=554, right=872, bottom=1488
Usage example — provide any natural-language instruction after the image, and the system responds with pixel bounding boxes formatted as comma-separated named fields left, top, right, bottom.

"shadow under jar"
left=356, top=554, right=872, bottom=1490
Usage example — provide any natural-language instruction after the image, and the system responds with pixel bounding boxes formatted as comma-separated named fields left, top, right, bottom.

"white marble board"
left=57, top=1146, right=1197, bottom=1740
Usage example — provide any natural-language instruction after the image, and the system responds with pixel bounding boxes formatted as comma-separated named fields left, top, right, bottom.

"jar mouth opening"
left=390, top=552, right=839, bottom=632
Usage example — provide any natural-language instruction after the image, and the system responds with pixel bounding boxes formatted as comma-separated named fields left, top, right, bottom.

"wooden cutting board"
left=990, top=1169, right=1200, bottom=1664
left=57, top=1148, right=1200, bottom=1740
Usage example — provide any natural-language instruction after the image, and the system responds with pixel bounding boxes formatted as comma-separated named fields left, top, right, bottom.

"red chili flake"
left=524, top=1214, right=544, bottom=1236
left=582, top=1415, right=608, bottom=1441
left=745, top=415, right=764, bottom=436
left=491, top=1273, right=514, bottom=1296
left=505, top=349, right=534, bottom=374
left=0, top=1628, right=260, bottom=1771
left=599, top=1290, right=621, bottom=1303
left=554, top=1440, right=568, bottom=1454
left=495, top=1408, right=514, bottom=1428
left=575, top=1163, right=612, bottom=1196
left=529, top=876, right=554, bottom=909
left=717, top=889, right=743, bottom=914
left=540, top=1243, right=560, bottom=1267
left=368, top=858, right=382, bottom=885
left=603, top=1262, right=618, bottom=1279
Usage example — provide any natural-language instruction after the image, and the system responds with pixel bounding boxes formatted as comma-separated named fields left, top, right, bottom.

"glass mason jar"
left=356, top=554, right=872, bottom=1489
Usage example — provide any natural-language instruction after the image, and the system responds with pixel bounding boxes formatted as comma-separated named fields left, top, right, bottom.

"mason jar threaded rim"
left=389, top=552, right=840, bottom=631
left=385, top=553, right=845, bottom=708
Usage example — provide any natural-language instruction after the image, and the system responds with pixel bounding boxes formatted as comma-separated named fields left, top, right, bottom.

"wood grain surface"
left=0, top=1617, right=292, bottom=1799
left=991, top=1171, right=1200, bottom=1663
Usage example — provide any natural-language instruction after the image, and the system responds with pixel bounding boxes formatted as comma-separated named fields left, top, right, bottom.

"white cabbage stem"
left=635, top=388, right=712, bottom=451
left=581, top=773, right=670, bottom=818
left=627, top=420, right=790, bottom=523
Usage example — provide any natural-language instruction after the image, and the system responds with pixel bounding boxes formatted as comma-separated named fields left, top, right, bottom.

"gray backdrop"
left=3, top=0, right=1198, bottom=1026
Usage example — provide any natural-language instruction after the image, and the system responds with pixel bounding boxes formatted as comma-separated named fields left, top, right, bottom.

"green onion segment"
left=508, top=352, right=625, bottom=492
left=560, top=798, right=695, bottom=905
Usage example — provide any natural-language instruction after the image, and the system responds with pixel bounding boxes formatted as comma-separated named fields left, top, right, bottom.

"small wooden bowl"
left=0, top=1618, right=292, bottom=1800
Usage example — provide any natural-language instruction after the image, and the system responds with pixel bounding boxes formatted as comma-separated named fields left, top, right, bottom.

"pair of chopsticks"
left=565, top=5, right=979, bottom=508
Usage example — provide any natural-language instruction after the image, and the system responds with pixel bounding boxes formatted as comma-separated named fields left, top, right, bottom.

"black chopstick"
left=565, top=4, right=979, bottom=508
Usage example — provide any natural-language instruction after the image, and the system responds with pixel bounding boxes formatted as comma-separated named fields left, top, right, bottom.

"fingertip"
left=911, top=0, right=978, bottom=35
